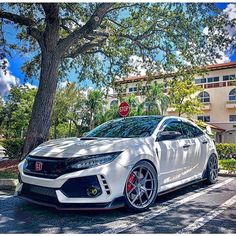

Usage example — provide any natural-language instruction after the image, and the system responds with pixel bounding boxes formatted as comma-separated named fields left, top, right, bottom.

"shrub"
left=2, top=138, right=24, bottom=159
left=216, top=143, right=236, bottom=160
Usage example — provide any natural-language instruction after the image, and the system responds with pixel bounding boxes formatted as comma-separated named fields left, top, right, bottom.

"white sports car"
left=15, top=116, right=218, bottom=212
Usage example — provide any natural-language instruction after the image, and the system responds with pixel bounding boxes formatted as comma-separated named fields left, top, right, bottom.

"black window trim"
left=158, top=118, right=204, bottom=140
left=181, top=121, right=204, bottom=138
left=158, top=118, right=186, bottom=141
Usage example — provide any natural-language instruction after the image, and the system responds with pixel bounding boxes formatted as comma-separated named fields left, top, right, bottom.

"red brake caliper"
left=127, top=172, right=136, bottom=192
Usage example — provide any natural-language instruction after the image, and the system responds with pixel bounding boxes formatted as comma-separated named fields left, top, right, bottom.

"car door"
left=181, top=121, right=201, bottom=178
left=182, top=122, right=209, bottom=176
left=155, top=118, right=192, bottom=187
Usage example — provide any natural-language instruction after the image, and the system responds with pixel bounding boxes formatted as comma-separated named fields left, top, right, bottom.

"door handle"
left=202, top=141, right=208, bottom=144
left=183, top=144, right=190, bottom=148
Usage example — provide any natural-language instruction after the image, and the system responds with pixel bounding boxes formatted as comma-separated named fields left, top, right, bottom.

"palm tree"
left=85, top=89, right=105, bottom=129
left=144, top=82, right=169, bottom=115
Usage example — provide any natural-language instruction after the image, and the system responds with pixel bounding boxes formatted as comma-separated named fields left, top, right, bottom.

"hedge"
left=2, top=138, right=24, bottom=160
left=216, top=143, right=236, bottom=160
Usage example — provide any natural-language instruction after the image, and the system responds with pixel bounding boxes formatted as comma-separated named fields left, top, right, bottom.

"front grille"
left=21, top=183, right=58, bottom=204
left=19, top=183, right=124, bottom=209
left=23, top=156, right=68, bottom=179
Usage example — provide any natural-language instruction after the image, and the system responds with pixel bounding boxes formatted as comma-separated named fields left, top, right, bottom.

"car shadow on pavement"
left=0, top=179, right=234, bottom=233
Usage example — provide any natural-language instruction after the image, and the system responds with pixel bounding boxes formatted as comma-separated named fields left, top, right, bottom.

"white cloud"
left=215, top=51, right=230, bottom=63
left=202, top=4, right=236, bottom=64
left=0, top=59, right=19, bottom=97
left=128, top=55, right=147, bottom=77
left=24, top=82, right=37, bottom=89
left=59, top=81, right=69, bottom=88
left=203, top=27, right=209, bottom=36
left=224, top=4, right=236, bottom=21
left=216, top=4, right=236, bottom=63
left=224, top=4, right=236, bottom=38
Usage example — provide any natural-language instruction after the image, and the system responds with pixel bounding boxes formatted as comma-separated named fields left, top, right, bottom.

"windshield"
left=85, top=116, right=163, bottom=138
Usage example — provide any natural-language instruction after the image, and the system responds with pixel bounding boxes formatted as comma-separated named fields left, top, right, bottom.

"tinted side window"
left=163, top=121, right=182, bottom=133
left=161, top=120, right=185, bottom=140
left=181, top=122, right=204, bottom=138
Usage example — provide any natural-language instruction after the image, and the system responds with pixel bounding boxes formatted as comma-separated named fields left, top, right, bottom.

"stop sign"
left=119, top=102, right=130, bottom=117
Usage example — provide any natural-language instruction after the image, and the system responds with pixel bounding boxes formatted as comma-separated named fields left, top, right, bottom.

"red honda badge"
left=35, top=161, right=43, bottom=171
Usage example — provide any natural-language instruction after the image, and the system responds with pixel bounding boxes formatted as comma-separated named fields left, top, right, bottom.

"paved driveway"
left=0, top=176, right=235, bottom=233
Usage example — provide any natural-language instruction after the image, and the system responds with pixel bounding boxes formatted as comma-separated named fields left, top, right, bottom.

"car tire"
left=124, top=160, right=158, bottom=212
left=205, top=155, right=218, bottom=184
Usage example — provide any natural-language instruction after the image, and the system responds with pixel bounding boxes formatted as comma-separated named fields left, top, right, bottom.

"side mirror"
left=156, top=130, right=182, bottom=141
left=205, top=125, right=213, bottom=136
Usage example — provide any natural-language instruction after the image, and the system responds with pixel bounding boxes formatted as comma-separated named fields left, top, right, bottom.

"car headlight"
left=69, top=152, right=122, bottom=170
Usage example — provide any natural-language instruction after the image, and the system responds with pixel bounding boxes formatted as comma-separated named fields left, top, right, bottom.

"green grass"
left=219, top=159, right=236, bottom=171
left=0, top=171, right=18, bottom=179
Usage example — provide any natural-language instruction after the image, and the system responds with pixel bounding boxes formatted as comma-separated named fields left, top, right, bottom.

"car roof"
left=114, top=116, right=196, bottom=125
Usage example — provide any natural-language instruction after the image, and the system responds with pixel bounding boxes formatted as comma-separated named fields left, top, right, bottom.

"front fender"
left=116, top=145, right=159, bottom=173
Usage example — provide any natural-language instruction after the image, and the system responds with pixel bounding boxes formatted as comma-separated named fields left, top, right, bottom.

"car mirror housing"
left=156, top=130, right=182, bottom=141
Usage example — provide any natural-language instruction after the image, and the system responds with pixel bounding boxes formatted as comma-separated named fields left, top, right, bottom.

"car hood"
left=29, top=137, right=148, bottom=158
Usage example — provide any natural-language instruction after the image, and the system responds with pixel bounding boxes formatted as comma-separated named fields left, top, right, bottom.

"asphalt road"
left=0, top=176, right=235, bottom=234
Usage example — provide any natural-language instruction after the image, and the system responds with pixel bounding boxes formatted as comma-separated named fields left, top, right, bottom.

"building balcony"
left=196, top=81, right=236, bottom=89
left=226, top=101, right=236, bottom=109
left=202, top=102, right=211, bottom=111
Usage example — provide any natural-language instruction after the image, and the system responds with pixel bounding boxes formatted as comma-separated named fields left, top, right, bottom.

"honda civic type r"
left=16, top=116, right=218, bottom=212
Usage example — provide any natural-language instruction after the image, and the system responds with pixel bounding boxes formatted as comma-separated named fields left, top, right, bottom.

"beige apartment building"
left=108, top=62, right=236, bottom=144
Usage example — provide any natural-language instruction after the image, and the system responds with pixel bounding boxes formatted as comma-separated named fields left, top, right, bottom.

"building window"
left=129, top=87, right=137, bottom=93
left=110, top=100, right=118, bottom=108
left=197, top=116, right=210, bottom=122
left=229, top=115, right=236, bottom=122
left=229, top=89, right=236, bottom=101
left=195, top=78, right=206, bottom=84
left=207, top=77, right=219, bottom=83
left=198, top=91, right=210, bottom=103
left=223, top=74, right=236, bottom=81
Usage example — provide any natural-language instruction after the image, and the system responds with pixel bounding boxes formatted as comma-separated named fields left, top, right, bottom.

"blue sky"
left=0, top=3, right=236, bottom=97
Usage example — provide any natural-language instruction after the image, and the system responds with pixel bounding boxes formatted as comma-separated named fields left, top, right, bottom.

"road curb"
left=219, top=170, right=236, bottom=177
left=0, top=179, right=18, bottom=190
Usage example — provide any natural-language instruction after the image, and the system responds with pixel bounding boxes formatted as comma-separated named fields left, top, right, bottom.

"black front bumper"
left=16, top=182, right=125, bottom=210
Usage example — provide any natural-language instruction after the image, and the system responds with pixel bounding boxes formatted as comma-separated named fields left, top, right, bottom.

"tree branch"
left=0, top=11, right=42, bottom=41
left=107, top=18, right=128, bottom=29
left=65, top=38, right=107, bottom=58
left=105, top=3, right=139, bottom=14
left=0, top=11, right=36, bottom=27
left=57, top=3, right=114, bottom=56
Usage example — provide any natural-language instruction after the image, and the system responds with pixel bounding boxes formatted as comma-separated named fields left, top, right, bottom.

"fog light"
left=87, top=186, right=100, bottom=197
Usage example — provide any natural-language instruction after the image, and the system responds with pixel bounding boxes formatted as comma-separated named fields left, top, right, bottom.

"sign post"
left=119, top=102, right=130, bottom=117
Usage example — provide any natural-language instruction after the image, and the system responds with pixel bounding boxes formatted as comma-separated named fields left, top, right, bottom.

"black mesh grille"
left=61, top=175, right=102, bottom=198
left=21, top=183, right=58, bottom=204
left=23, top=156, right=68, bottom=179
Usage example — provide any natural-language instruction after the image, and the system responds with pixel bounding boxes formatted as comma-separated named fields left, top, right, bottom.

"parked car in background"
left=15, top=116, right=218, bottom=212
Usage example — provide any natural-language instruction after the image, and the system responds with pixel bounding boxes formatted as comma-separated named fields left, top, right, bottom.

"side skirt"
left=157, top=178, right=206, bottom=196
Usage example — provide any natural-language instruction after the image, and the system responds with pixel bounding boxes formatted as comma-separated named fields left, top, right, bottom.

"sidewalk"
left=219, top=169, right=236, bottom=177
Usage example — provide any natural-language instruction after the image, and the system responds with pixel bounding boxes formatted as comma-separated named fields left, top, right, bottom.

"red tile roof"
left=117, top=62, right=236, bottom=84
left=206, top=62, right=236, bottom=70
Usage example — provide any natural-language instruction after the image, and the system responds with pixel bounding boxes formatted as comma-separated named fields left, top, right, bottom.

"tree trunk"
left=22, top=52, right=60, bottom=157
left=89, top=112, right=94, bottom=130
left=54, top=120, right=57, bottom=139
left=68, top=119, right=72, bottom=137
